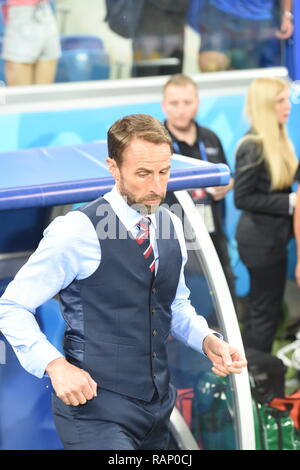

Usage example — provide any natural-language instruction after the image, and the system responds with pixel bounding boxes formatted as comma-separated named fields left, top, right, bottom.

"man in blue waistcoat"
left=0, top=114, right=247, bottom=450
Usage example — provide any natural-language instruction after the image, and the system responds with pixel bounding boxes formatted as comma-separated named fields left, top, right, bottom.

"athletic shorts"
left=199, top=3, right=273, bottom=51
left=2, top=2, right=61, bottom=63
left=198, top=2, right=280, bottom=68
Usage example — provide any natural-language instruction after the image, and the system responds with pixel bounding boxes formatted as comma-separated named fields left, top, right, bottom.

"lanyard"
left=172, top=140, right=208, bottom=162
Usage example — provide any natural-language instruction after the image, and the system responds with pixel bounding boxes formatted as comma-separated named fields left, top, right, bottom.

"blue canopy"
left=0, top=141, right=230, bottom=211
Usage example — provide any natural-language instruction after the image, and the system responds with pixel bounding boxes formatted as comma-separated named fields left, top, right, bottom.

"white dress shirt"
left=0, top=186, right=217, bottom=378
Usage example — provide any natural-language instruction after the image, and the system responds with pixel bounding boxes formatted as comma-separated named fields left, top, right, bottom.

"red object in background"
left=1, top=5, right=8, bottom=21
left=269, top=389, right=300, bottom=429
left=191, top=189, right=206, bottom=200
left=176, top=388, right=194, bottom=428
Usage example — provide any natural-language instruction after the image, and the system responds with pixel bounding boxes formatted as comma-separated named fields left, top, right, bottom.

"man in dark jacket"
left=162, top=74, right=236, bottom=301
left=0, top=114, right=246, bottom=450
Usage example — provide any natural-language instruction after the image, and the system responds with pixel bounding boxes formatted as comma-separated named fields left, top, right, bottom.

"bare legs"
left=5, top=59, right=57, bottom=86
left=198, top=51, right=230, bottom=72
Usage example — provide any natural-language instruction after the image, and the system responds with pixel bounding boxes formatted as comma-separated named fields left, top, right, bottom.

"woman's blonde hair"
left=241, top=77, right=298, bottom=190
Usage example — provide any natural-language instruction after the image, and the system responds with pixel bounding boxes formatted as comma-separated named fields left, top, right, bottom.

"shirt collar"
left=103, top=185, right=157, bottom=231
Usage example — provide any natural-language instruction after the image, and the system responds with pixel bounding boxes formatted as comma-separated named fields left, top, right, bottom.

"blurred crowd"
left=0, top=0, right=295, bottom=85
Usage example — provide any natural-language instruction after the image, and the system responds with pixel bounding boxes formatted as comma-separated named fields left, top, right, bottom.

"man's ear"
left=106, top=157, right=120, bottom=181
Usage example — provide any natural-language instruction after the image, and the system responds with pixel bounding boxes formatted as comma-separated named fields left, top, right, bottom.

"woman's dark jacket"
left=234, top=138, right=300, bottom=267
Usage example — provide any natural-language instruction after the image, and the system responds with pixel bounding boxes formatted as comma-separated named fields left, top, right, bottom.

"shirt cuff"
left=202, top=332, right=223, bottom=357
left=15, top=339, right=64, bottom=378
left=187, top=324, right=223, bottom=356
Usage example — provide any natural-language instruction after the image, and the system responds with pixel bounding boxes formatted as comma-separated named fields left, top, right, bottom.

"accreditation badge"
left=196, top=203, right=215, bottom=233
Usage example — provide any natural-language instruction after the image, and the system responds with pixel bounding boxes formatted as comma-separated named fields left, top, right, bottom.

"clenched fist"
left=46, top=357, right=98, bottom=406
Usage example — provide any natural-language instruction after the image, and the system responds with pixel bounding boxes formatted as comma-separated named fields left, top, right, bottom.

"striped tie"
left=135, top=217, right=155, bottom=273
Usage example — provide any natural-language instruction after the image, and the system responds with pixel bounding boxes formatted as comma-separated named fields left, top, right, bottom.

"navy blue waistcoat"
left=59, top=198, right=182, bottom=401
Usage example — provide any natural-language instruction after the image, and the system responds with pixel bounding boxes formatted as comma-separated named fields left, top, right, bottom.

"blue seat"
left=56, top=35, right=110, bottom=82
left=60, top=34, right=105, bottom=51
left=56, top=49, right=109, bottom=82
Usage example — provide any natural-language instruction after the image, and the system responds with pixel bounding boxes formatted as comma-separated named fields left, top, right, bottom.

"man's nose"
left=151, top=175, right=164, bottom=193
left=177, top=104, right=186, bottom=113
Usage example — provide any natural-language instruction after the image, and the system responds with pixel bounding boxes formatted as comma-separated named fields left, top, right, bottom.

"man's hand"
left=46, top=357, right=98, bottom=406
left=207, top=178, right=234, bottom=202
left=203, top=334, right=247, bottom=377
left=275, top=15, right=294, bottom=40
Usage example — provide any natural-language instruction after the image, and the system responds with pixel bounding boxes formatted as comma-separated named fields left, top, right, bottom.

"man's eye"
left=138, top=173, right=148, bottom=177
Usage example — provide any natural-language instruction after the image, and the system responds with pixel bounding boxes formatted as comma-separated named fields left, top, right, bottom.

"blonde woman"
left=234, top=77, right=299, bottom=354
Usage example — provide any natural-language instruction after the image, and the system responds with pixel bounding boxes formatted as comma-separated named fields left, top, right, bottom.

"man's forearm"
left=282, top=0, right=293, bottom=14
left=0, top=299, right=63, bottom=377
